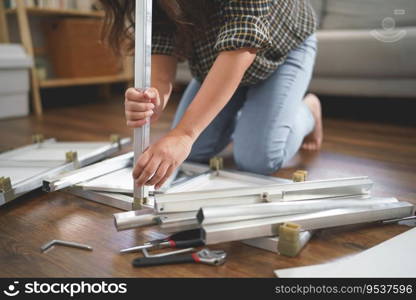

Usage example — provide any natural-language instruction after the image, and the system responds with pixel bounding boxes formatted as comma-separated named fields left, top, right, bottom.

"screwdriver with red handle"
left=120, top=229, right=204, bottom=254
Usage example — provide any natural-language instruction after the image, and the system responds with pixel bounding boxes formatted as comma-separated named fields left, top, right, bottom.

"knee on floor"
left=186, top=153, right=210, bottom=164
left=234, top=148, right=284, bottom=175
left=187, top=149, right=218, bottom=164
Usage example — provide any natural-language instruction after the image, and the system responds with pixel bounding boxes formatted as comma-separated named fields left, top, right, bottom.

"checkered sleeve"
left=152, top=3, right=175, bottom=56
left=215, top=0, right=272, bottom=52
left=152, top=32, right=175, bottom=56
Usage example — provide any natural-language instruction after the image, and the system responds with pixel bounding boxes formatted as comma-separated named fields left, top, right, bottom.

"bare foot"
left=302, top=93, right=323, bottom=151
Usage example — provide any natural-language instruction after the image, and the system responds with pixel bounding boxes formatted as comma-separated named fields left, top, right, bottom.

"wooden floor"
left=0, top=94, right=415, bottom=278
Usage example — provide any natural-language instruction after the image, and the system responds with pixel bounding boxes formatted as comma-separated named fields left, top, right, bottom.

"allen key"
left=141, top=247, right=195, bottom=258
left=41, top=240, right=93, bottom=252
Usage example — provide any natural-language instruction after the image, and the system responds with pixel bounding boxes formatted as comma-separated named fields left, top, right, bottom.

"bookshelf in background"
left=2, top=0, right=133, bottom=116
left=4, top=0, right=105, bottom=17
left=4, top=0, right=97, bottom=10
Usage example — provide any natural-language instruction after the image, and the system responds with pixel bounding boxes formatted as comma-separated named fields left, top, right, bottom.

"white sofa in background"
left=177, top=0, right=416, bottom=98
left=0, top=44, right=33, bottom=119
left=310, top=0, right=416, bottom=98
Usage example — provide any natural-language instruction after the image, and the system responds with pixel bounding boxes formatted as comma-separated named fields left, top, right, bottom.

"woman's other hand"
left=124, top=87, right=163, bottom=128
left=133, top=130, right=193, bottom=190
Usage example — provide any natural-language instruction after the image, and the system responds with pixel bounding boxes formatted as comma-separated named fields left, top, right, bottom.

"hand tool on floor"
left=132, top=0, right=152, bottom=209
left=41, top=240, right=93, bottom=252
left=132, top=248, right=227, bottom=267
left=142, top=247, right=195, bottom=258
left=120, top=229, right=204, bottom=253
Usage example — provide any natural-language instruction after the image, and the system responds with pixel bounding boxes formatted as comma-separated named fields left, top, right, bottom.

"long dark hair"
left=99, top=0, right=214, bottom=57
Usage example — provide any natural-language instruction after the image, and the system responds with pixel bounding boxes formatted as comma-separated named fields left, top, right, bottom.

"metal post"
left=201, top=202, right=415, bottom=245
left=197, top=197, right=399, bottom=225
left=154, top=177, right=373, bottom=213
left=133, top=0, right=152, bottom=209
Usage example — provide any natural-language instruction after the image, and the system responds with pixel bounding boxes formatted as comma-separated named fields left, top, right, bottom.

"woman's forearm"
left=173, top=49, right=256, bottom=140
left=151, top=55, right=178, bottom=109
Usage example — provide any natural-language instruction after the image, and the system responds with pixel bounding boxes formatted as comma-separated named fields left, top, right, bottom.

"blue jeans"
left=172, top=34, right=317, bottom=175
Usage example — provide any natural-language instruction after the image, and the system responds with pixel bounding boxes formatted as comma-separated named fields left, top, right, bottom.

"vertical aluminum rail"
left=133, top=0, right=152, bottom=209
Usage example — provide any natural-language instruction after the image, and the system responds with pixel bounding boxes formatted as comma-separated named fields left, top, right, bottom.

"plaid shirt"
left=152, top=0, right=317, bottom=86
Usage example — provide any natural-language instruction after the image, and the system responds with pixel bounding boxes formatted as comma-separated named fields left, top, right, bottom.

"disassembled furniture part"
left=292, top=170, right=308, bottom=182
left=154, top=176, right=373, bottom=213
left=62, top=158, right=287, bottom=210
left=65, top=189, right=138, bottom=211
left=132, top=248, right=226, bottom=268
left=65, top=151, right=78, bottom=163
left=165, top=162, right=287, bottom=193
left=43, top=152, right=133, bottom=192
left=32, top=133, right=44, bottom=143
left=110, top=134, right=122, bottom=150
left=113, top=182, right=379, bottom=232
left=1, top=138, right=130, bottom=206
left=113, top=208, right=158, bottom=231
left=114, top=210, right=198, bottom=232
left=277, top=223, right=313, bottom=257
left=209, top=156, right=223, bottom=174
left=243, top=214, right=416, bottom=253
left=164, top=170, right=212, bottom=194
left=201, top=201, right=415, bottom=245
left=133, top=195, right=146, bottom=211
left=67, top=164, right=284, bottom=211
left=197, top=197, right=398, bottom=225
left=59, top=161, right=210, bottom=197
left=132, top=0, right=152, bottom=210
left=40, top=240, right=93, bottom=252
left=120, top=229, right=203, bottom=253
left=116, top=201, right=414, bottom=254
left=0, top=176, right=14, bottom=202
left=242, top=236, right=280, bottom=253
left=0, top=177, right=12, bottom=193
